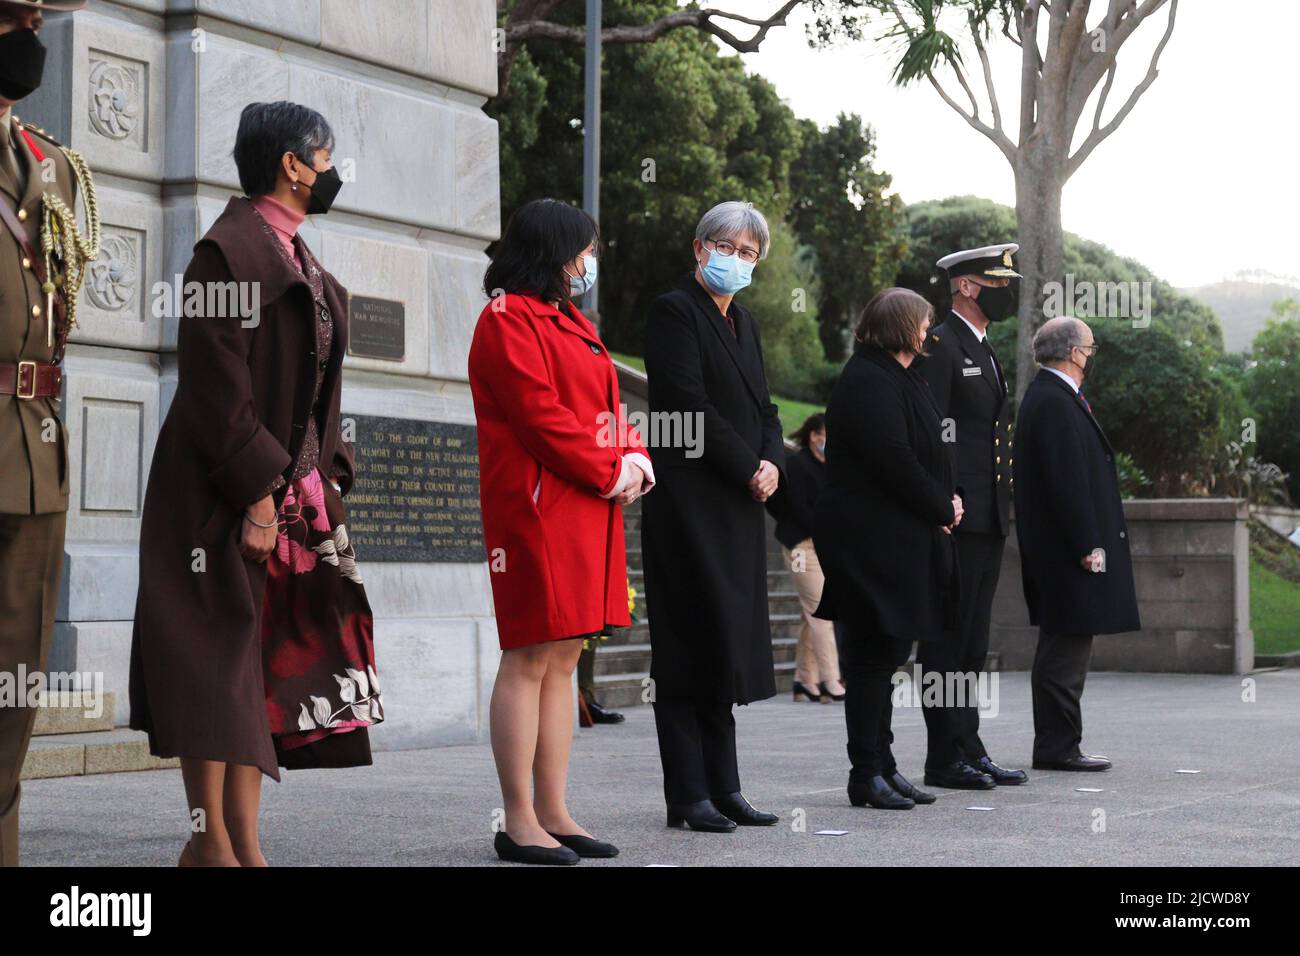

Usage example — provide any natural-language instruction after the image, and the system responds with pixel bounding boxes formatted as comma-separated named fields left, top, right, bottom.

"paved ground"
left=22, top=669, right=1300, bottom=866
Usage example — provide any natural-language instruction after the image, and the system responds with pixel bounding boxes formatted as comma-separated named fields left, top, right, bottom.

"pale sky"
left=725, top=0, right=1300, bottom=288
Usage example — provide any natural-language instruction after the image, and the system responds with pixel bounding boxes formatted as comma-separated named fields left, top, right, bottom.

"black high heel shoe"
left=494, top=831, right=581, bottom=865
left=792, top=681, right=824, bottom=702
left=847, top=775, right=915, bottom=810
left=713, top=791, right=779, bottom=826
left=819, top=681, right=846, bottom=702
left=666, top=799, right=737, bottom=832
left=547, top=832, right=620, bottom=858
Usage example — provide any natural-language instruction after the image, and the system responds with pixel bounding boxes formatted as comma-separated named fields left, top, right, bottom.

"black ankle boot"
left=848, top=775, right=915, bottom=810
left=666, top=799, right=737, bottom=832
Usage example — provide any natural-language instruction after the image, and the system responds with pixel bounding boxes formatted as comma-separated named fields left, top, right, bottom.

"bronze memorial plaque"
left=346, top=415, right=485, bottom=562
left=347, top=294, right=406, bottom=361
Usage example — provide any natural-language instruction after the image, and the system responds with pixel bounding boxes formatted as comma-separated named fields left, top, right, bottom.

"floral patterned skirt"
left=260, top=468, right=383, bottom=770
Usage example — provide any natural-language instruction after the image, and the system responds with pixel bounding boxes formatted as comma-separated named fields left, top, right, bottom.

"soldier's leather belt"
left=0, top=361, right=62, bottom=400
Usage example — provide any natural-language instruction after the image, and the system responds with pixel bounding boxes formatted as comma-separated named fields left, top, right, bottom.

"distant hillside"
left=1184, top=272, right=1300, bottom=352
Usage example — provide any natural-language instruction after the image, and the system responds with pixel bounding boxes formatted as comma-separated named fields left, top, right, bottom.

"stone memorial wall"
left=24, top=0, right=502, bottom=750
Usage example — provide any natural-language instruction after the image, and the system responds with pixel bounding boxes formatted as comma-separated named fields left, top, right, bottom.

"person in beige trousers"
left=772, top=414, right=844, bottom=703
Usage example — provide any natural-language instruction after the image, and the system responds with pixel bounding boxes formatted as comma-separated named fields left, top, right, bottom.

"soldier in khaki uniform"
left=0, top=0, right=95, bottom=867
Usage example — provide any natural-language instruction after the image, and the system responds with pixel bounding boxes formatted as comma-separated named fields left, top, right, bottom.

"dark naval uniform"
left=915, top=243, right=1023, bottom=788
left=0, top=113, right=83, bottom=867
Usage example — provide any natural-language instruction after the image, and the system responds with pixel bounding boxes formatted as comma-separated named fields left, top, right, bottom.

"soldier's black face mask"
left=974, top=279, right=1019, bottom=322
left=0, top=28, right=47, bottom=102
left=296, top=157, right=342, bottom=216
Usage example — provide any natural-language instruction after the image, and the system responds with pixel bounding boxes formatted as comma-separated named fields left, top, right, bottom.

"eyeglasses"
left=1074, top=344, right=1099, bottom=356
left=706, top=237, right=761, bottom=264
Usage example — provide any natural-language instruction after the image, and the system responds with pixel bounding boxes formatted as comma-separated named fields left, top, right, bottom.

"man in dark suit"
left=1013, top=317, right=1141, bottom=771
left=916, top=244, right=1027, bottom=790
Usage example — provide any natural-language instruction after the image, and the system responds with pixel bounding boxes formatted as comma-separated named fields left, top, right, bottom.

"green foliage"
left=1244, top=303, right=1300, bottom=501
left=1113, top=451, right=1153, bottom=499
left=789, top=114, right=907, bottom=360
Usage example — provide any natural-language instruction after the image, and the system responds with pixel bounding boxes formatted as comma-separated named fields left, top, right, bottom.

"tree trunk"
left=1013, top=151, right=1066, bottom=402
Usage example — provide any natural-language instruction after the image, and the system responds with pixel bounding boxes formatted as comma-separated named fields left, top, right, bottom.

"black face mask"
left=975, top=279, right=1019, bottom=322
left=0, top=29, right=47, bottom=102
left=297, top=159, right=342, bottom=216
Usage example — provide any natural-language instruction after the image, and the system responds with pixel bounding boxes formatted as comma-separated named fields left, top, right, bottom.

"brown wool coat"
left=129, top=196, right=354, bottom=780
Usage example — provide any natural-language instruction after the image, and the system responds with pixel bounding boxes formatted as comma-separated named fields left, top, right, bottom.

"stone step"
left=31, top=692, right=117, bottom=737
left=21, top=729, right=179, bottom=781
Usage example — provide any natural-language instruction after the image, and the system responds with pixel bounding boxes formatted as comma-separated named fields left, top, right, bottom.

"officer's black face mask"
left=296, top=156, right=342, bottom=216
left=974, top=279, right=1019, bottom=322
left=0, top=28, right=47, bottom=103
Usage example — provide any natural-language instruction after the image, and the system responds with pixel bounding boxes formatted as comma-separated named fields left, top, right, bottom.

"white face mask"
left=566, top=253, right=598, bottom=297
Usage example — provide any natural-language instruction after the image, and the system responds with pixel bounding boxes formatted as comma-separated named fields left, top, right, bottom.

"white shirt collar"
left=951, top=309, right=986, bottom=343
left=1044, top=366, right=1080, bottom=393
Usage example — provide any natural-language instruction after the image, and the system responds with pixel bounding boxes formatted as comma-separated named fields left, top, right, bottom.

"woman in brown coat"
left=130, top=101, right=380, bottom=866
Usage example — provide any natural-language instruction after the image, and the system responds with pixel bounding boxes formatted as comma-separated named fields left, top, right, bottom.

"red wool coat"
left=468, top=293, right=647, bottom=649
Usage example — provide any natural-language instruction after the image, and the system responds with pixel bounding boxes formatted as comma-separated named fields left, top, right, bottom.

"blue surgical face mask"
left=567, top=254, right=597, bottom=298
left=700, top=246, right=755, bottom=295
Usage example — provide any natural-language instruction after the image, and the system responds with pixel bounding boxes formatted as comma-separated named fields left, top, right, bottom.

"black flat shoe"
left=666, top=799, right=737, bottom=832
left=885, top=771, right=936, bottom=804
left=494, top=831, right=580, bottom=865
left=924, top=761, right=996, bottom=790
left=587, top=700, right=625, bottom=724
left=547, top=832, right=619, bottom=858
left=792, top=681, right=824, bottom=702
left=1033, top=753, right=1112, bottom=772
left=975, top=756, right=1028, bottom=785
left=848, top=775, right=915, bottom=810
left=713, top=791, right=779, bottom=826
left=819, top=681, right=846, bottom=702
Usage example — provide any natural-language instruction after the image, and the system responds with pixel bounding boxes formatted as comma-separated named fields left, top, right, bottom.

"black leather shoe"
left=714, top=791, right=779, bottom=826
left=666, top=799, right=737, bottom=832
left=587, top=700, right=625, bottom=724
left=792, top=681, right=824, bottom=702
left=819, top=681, right=846, bottom=702
left=974, top=756, right=1028, bottom=785
left=886, top=771, right=936, bottom=804
left=547, top=832, right=619, bottom=858
left=924, top=761, right=996, bottom=790
left=1033, top=753, right=1112, bottom=772
left=848, top=775, right=915, bottom=809
left=494, top=831, right=580, bottom=865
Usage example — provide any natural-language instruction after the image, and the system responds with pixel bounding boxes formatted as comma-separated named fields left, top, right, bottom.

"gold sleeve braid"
left=39, top=144, right=102, bottom=345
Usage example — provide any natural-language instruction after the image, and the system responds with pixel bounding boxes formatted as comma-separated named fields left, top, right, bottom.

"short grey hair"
left=695, top=201, right=771, bottom=260
left=1032, top=317, right=1088, bottom=364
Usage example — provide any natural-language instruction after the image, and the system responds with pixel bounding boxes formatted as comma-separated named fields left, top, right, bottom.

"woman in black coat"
left=642, top=201, right=786, bottom=833
left=813, top=288, right=964, bottom=810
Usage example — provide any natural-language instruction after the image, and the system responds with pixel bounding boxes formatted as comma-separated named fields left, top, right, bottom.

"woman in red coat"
left=469, top=199, right=654, bottom=865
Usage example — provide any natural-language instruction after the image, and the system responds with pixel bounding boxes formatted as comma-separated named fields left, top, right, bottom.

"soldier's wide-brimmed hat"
left=0, top=0, right=87, bottom=12
left=936, top=243, right=1022, bottom=280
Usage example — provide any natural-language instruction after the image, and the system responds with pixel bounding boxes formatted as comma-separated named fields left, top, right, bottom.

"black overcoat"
left=641, top=273, right=786, bottom=704
left=1012, top=369, right=1140, bottom=636
left=812, top=345, right=959, bottom=643
left=915, top=311, right=1012, bottom=536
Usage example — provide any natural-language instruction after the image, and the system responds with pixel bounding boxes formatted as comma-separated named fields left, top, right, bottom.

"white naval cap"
left=935, top=243, right=1022, bottom=279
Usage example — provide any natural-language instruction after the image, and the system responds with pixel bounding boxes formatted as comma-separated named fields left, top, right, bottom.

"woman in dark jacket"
left=813, top=288, right=963, bottom=810
left=773, top=413, right=843, bottom=703
left=130, top=102, right=379, bottom=866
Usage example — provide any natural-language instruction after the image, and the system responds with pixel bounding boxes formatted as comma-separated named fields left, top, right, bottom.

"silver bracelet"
left=243, top=512, right=278, bottom=529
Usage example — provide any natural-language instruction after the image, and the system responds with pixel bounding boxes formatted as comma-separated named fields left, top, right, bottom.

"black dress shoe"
left=586, top=700, right=625, bottom=724
left=974, top=756, right=1028, bottom=785
left=924, top=761, right=996, bottom=790
left=547, top=832, right=620, bottom=858
left=494, top=831, right=580, bottom=865
left=713, top=791, right=779, bottom=826
left=819, top=682, right=846, bottom=702
left=885, top=771, right=936, bottom=804
left=666, top=799, right=737, bottom=832
left=792, top=681, right=824, bottom=702
left=1033, top=753, right=1112, bottom=772
left=848, top=775, right=915, bottom=809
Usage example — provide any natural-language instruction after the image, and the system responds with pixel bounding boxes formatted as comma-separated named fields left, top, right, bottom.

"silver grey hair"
left=695, top=201, right=771, bottom=260
left=1032, top=318, right=1087, bottom=364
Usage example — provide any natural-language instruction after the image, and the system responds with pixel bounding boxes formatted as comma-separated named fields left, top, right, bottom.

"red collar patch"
left=19, top=127, right=45, bottom=163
